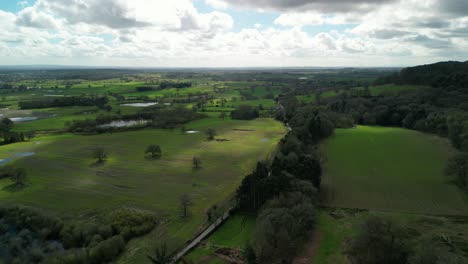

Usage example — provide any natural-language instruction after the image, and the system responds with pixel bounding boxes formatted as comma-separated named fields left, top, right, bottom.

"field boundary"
left=171, top=207, right=234, bottom=263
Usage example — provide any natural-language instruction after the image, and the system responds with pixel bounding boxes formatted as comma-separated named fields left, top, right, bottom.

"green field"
left=0, top=117, right=285, bottom=261
left=320, top=126, right=468, bottom=215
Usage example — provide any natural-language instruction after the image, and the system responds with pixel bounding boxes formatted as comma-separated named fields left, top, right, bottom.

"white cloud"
left=16, top=6, right=59, bottom=29
left=0, top=0, right=467, bottom=67
left=18, top=1, right=29, bottom=8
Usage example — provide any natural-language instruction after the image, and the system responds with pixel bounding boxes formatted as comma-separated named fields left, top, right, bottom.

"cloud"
left=437, top=0, right=468, bottom=16
left=407, top=34, right=452, bottom=49
left=1, top=0, right=468, bottom=67
left=368, top=29, right=411, bottom=40
left=16, top=6, right=59, bottom=29
left=206, top=0, right=397, bottom=13
left=18, top=1, right=29, bottom=8
left=36, top=0, right=151, bottom=29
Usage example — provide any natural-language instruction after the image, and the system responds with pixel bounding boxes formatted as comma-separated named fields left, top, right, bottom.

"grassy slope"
left=320, top=126, right=468, bottom=215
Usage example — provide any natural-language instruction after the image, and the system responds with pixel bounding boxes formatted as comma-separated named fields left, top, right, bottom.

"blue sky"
left=1, top=0, right=30, bottom=12
left=0, top=0, right=467, bottom=67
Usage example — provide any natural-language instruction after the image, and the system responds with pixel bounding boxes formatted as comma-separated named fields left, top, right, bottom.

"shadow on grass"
left=89, top=160, right=106, bottom=167
left=2, top=184, right=26, bottom=192
left=145, top=155, right=162, bottom=161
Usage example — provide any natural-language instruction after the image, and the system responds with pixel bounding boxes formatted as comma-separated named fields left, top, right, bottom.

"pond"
left=10, top=117, right=39, bottom=122
left=98, top=120, right=148, bottom=128
left=122, top=102, right=159, bottom=107
left=0, top=152, right=35, bottom=165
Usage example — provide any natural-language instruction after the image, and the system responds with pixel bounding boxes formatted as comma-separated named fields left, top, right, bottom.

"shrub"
left=88, top=235, right=125, bottom=264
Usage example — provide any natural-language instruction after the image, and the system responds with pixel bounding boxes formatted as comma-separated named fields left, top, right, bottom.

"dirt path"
left=171, top=208, right=233, bottom=263
left=293, top=229, right=321, bottom=264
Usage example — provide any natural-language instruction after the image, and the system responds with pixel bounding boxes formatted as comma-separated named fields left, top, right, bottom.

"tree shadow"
left=2, top=183, right=26, bottom=192
left=89, top=160, right=106, bottom=167
left=145, top=155, right=161, bottom=161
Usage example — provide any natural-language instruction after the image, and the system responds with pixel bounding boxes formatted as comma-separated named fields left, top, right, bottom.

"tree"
left=12, top=168, right=27, bottom=187
left=447, top=114, right=466, bottom=149
left=206, top=205, right=221, bottom=222
left=445, top=153, right=468, bottom=189
left=25, top=130, right=36, bottom=141
left=219, top=111, right=227, bottom=120
left=0, top=118, right=13, bottom=138
left=231, top=104, right=259, bottom=120
left=145, top=144, right=162, bottom=159
left=254, top=193, right=315, bottom=264
left=0, top=117, right=13, bottom=130
left=408, top=236, right=467, bottom=264
left=192, top=156, right=201, bottom=169
left=147, top=243, right=171, bottom=264
left=206, top=128, right=216, bottom=140
left=243, top=243, right=257, bottom=264
left=93, top=147, right=107, bottom=163
left=346, top=216, right=410, bottom=264
left=180, top=194, right=192, bottom=218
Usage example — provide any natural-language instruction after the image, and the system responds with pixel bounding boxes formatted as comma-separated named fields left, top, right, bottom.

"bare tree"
left=180, top=193, right=192, bottom=218
left=219, top=111, right=227, bottom=120
left=206, top=128, right=216, bottom=140
left=148, top=243, right=171, bottom=264
left=13, top=168, right=26, bottom=187
left=192, top=156, right=202, bottom=169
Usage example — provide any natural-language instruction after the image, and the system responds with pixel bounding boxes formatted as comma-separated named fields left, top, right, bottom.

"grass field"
left=0, top=117, right=285, bottom=261
left=320, top=126, right=468, bottom=215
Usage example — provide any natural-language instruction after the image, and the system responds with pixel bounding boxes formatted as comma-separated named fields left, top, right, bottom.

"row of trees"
left=236, top=104, right=340, bottom=263
left=19, top=96, right=109, bottom=109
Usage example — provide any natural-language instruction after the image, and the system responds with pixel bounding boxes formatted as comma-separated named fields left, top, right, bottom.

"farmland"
left=320, top=125, right=468, bottom=215
left=0, top=116, right=285, bottom=261
left=1, top=65, right=467, bottom=263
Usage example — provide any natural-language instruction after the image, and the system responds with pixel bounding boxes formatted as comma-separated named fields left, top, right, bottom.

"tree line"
left=19, top=96, right=109, bottom=109
left=235, top=102, right=343, bottom=263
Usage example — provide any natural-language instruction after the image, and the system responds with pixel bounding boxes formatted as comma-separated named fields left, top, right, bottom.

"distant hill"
left=375, top=61, right=468, bottom=87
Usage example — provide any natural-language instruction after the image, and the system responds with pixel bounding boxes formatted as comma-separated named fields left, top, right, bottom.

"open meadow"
left=320, top=126, right=468, bottom=215
left=0, top=116, right=286, bottom=261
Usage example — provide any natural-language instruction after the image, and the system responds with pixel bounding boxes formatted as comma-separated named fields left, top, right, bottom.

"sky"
left=0, top=0, right=467, bottom=67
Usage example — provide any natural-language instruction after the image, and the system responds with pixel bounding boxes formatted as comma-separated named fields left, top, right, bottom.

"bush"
left=88, top=235, right=125, bottom=264
left=231, top=105, right=259, bottom=120
left=346, top=216, right=410, bottom=264
left=103, top=209, right=157, bottom=241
